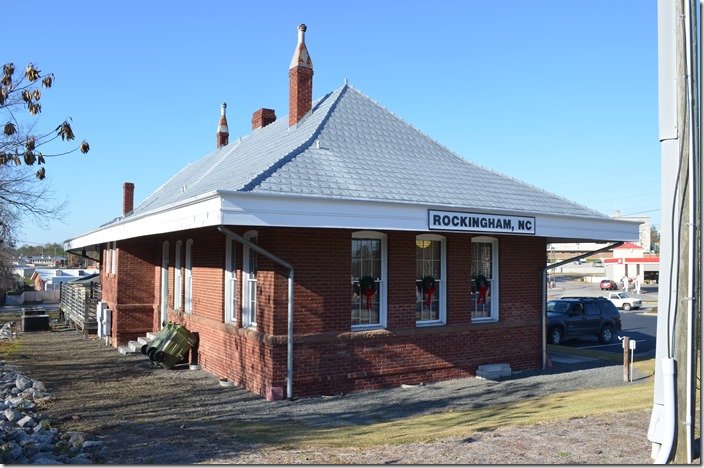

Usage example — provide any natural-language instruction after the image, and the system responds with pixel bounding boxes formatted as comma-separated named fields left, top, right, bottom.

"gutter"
left=218, top=226, right=295, bottom=400
left=541, top=241, right=624, bottom=369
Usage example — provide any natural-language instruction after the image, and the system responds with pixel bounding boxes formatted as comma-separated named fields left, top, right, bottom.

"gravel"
left=3, top=322, right=663, bottom=464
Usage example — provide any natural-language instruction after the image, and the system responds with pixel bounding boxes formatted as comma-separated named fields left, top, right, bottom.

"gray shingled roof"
left=129, top=84, right=606, bottom=220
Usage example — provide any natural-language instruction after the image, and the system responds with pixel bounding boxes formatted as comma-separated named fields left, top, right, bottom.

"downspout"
left=654, top=358, right=676, bottom=463
left=542, top=241, right=624, bottom=369
left=218, top=226, right=295, bottom=400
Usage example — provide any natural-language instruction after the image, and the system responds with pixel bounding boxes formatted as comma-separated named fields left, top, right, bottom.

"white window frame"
left=185, top=239, right=193, bottom=313
left=224, top=237, right=237, bottom=323
left=415, top=234, right=446, bottom=326
left=110, top=241, right=117, bottom=274
left=104, top=245, right=111, bottom=274
left=471, top=236, right=499, bottom=322
left=242, top=231, right=258, bottom=328
left=351, top=231, right=387, bottom=330
left=160, top=241, right=169, bottom=327
left=174, top=241, right=182, bottom=311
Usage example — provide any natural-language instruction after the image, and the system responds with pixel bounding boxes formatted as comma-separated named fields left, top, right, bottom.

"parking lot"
left=548, top=277, right=657, bottom=358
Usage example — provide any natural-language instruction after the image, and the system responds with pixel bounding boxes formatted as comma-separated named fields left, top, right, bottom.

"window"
left=174, top=241, right=182, bottom=311
left=110, top=242, right=117, bottom=274
left=242, top=231, right=258, bottom=328
left=104, top=245, right=111, bottom=274
left=415, top=234, right=446, bottom=325
left=160, top=241, right=169, bottom=326
left=351, top=231, right=387, bottom=329
left=185, top=239, right=193, bottom=313
left=584, top=302, right=599, bottom=316
left=105, top=242, right=117, bottom=275
left=471, top=236, right=498, bottom=322
left=225, top=237, right=237, bottom=323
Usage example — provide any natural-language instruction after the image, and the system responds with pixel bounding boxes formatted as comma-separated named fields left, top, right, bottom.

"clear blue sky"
left=7, top=0, right=660, bottom=247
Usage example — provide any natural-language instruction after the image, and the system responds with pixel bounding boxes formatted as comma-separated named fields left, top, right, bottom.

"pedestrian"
left=622, top=275, right=629, bottom=292
left=634, top=275, right=641, bottom=294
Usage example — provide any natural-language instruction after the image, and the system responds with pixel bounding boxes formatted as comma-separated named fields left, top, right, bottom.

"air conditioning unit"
left=96, top=301, right=111, bottom=339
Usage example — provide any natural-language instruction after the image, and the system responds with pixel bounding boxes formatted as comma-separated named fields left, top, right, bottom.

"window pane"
left=431, top=260, right=441, bottom=279
left=351, top=259, right=361, bottom=280
left=371, top=240, right=381, bottom=259
left=352, top=239, right=361, bottom=259
left=370, top=260, right=381, bottom=279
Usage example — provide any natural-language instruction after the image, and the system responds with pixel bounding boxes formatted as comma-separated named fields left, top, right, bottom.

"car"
left=606, top=292, right=641, bottom=311
left=546, top=297, right=622, bottom=345
left=600, top=279, right=619, bottom=290
left=593, top=261, right=603, bottom=267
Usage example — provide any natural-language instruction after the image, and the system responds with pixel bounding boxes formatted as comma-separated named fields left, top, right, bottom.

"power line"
left=621, top=208, right=662, bottom=216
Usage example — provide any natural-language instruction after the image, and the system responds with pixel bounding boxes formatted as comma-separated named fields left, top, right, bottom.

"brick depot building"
left=65, top=25, right=639, bottom=400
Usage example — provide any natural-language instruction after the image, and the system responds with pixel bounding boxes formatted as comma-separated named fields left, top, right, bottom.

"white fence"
left=4, top=290, right=61, bottom=305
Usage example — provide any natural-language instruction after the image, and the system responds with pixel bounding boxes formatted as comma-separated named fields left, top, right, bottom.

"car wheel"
left=599, top=325, right=614, bottom=344
left=549, top=327, right=563, bottom=345
left=623, top=303, right=632, bottom=311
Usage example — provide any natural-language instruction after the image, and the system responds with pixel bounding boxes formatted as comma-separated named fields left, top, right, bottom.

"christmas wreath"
left=421, top=275, right=436, bottom=308
left=359, top=276, right=376, bottom=311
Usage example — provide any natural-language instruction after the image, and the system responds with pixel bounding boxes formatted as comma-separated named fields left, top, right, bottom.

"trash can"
left=152, top=323, right=197, bottom=370
left=142, top=322, right=177, bottom=362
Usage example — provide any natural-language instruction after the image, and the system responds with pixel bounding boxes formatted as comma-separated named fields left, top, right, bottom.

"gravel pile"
left=0, top=360, right=105, bottom=464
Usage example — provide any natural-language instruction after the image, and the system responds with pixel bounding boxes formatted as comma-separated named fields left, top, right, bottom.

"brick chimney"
left=216, top=102, right=229, bottom=149
left=123, top=182, right=134, bottom=215
left=252, top=108, right=277, bottom=130
left=289, top=24, right=313, bottom=127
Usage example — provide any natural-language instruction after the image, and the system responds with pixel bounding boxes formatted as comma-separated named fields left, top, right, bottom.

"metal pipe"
left=218, top=226, right=295, bottom=400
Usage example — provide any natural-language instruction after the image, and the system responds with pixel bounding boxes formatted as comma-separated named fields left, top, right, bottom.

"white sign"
left=428, top=210, right=536, bottom=235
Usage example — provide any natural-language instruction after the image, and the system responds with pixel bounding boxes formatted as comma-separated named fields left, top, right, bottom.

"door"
left=581, top=302, right=603, bottom=335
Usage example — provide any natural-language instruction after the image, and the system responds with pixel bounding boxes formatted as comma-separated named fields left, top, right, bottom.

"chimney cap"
left=290, top=24, right=312, bottom=69
left=217, top=102, right=229, bottom=133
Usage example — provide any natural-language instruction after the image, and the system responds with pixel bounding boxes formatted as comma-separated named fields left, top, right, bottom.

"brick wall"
left=108, top=225, right=547, bottom=398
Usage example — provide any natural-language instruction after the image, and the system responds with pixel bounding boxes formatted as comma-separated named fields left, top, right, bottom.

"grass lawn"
left=228, top=359, right=656, bottom=448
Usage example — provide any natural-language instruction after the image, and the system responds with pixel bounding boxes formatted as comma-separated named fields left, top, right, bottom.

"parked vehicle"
left=599, top=279, right=619, bottom=290
left=606, top=292, right=641, bottom=311
left=593, top=261, right=603, bottom=267
left=546, top=297, right=622, bottom=345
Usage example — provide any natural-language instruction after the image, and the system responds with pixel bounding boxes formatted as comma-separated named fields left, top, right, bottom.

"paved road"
left=548, top=278, right=657, bottom=358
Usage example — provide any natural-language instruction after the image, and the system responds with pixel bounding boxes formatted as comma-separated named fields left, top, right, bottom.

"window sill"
left=351, top=324, right=385, bottom=332
left=416, top=321, right=445, bottom=327
left=471, top=318, right=499, bottom=325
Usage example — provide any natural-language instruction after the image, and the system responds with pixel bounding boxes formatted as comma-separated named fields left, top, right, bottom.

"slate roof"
left=129, top=83, right=607, bottom=221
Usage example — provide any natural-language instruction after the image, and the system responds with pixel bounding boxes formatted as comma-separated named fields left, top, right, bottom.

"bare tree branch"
left=0, top=62, right=86, bottom=246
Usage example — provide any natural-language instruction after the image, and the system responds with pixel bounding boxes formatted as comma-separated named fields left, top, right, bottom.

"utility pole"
left=651, top=0, right=700, bottom=463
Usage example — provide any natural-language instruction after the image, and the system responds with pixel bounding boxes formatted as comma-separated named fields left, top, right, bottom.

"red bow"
left=364, top=288, right=375, bottom=311
left=425, top=287, right=435, bottom=308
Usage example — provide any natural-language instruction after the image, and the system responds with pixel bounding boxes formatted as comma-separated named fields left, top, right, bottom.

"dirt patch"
left=1, top=326, right=681, bottom=464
